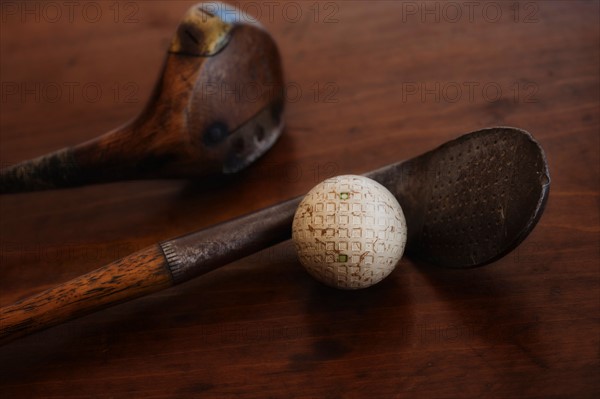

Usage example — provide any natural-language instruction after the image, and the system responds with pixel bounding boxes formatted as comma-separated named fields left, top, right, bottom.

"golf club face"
left=141, top=1, right=285, bottom=178
left=370, top=127, right=550, bottom=268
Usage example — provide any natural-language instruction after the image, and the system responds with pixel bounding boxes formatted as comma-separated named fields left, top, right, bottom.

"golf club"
left=0, top=2, right=284, bottom=193
left=0, top=127, right=550, bottom=344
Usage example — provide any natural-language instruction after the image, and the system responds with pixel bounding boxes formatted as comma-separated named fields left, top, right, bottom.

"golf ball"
left=292, top=175, right=407, bottom=289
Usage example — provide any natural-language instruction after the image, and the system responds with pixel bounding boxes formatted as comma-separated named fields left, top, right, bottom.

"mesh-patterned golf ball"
left=292, top=175, right=407, bottom=289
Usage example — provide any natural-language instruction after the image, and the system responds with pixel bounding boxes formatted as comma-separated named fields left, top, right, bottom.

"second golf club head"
left=0, top=2, right=285, bottom=192
left=144, top=1, right=285, bottom=176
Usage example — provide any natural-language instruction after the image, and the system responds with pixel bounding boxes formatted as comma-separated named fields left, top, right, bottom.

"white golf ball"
left=292, top=175, right=407, bottom=289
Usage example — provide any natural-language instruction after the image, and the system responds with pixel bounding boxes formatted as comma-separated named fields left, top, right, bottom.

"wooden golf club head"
left=0, top=127, right=550, bottom=344
left=0, top=2, right=284, bottom=193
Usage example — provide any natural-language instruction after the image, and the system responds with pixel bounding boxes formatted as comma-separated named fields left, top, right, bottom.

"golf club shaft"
left=0, top=198, right=300, bottom=344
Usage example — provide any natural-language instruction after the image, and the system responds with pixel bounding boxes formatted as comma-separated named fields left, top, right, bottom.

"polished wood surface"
left=1, top=1, right=598, bottom=397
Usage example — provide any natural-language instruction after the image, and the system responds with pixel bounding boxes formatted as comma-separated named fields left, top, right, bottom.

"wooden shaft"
left=0, top=245, right=173, bottom=345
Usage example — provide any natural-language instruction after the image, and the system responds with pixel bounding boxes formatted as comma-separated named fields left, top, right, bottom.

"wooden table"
left=1, top=1, right=598, bottom=397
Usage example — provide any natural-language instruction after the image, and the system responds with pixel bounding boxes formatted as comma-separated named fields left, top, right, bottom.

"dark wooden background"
left=1, top=1, right=598, bottom=397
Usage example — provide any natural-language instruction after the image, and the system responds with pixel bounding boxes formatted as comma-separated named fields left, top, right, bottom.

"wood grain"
left=0, top=245, right=172, bottom=344
left=0, top=0, right=598, bottom=398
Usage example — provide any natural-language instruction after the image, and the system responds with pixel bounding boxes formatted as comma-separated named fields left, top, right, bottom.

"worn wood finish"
left=0, top=1, right=598, bottom=398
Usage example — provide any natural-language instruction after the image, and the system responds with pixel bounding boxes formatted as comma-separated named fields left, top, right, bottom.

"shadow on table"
left=413, top=258, right=549, bottom=370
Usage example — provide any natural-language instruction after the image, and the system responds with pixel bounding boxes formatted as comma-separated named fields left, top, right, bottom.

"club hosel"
left=0, top=147, right=83, bottom=193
